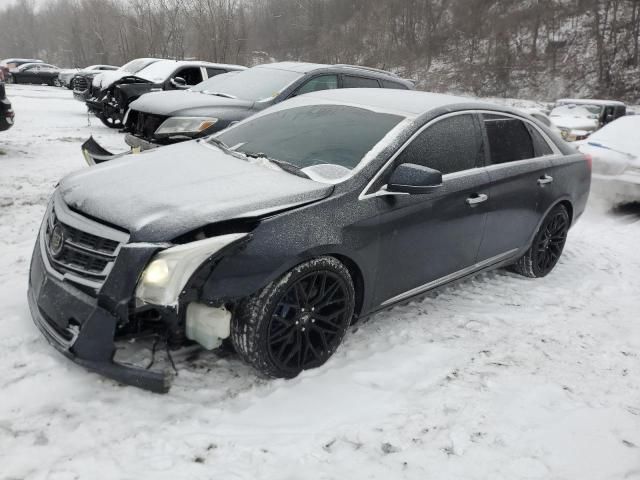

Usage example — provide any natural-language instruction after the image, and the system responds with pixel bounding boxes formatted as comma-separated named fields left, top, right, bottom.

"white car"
left=575, top=115, right=640, bottom=204
left=550, top=99, right=627, bottom=141
left=521, top=108, right=563, bottom=137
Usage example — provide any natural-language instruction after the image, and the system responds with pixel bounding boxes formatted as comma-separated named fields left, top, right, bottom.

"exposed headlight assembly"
left=155, top=116, right=219, bottom=135
left=136, top=233, right=247, bottom=306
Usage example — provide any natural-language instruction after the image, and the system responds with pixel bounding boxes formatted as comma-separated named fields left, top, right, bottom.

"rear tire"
left=511, top=204, right=570, bottom=278
left=231, top=257, right=355, bottom=378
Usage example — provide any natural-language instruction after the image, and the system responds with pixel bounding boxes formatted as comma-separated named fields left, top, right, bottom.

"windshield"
left=191, top=67, right=302, bottom=101
left=121, top=58, right=159, bottom=74
left=550, top=104, right=602, bottom=119
left=215, top=104, right=405, bottom=180
left=134, top=60, right=179, bottom=83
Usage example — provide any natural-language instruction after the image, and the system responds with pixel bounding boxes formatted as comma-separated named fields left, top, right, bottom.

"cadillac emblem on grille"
left=49, top=223, right=65, bottom=258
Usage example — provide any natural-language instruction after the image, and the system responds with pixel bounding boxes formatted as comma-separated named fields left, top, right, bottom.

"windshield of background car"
left=191, top=67, right=303, bottom=101
left=135, top=60, right=179, bottom=83
left=550, top=104, right=602, bottom=119
left=215, top=104, right=405, bottom=177
left=121, top=58, right=158, bottom=74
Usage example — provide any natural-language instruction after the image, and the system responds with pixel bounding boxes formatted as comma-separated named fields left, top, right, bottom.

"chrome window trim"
left=359, top=109, right=561, bottom=201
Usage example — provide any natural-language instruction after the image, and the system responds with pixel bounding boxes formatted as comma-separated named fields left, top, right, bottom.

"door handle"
left=466, top=194, right=488, bottom=206
left=537, top=175, right=554, bottom=186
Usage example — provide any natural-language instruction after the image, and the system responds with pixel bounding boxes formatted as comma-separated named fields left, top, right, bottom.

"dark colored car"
left=8, top=63, right=60, bottom=85
left=86, top=59, right=247, bottom=128
left=0, top=82, right=14, bottom=131
left=28, top=89, right=591, bottom=392
left=0, top=58, right=43, bottom=81
left=59, top=65, right=119, bottom=89
left=120, top=62, right=414, bottom=151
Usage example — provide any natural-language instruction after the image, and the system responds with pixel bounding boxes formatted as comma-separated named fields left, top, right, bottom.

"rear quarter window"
left=381, top=80, right=408, bottom=90
left=343, top=76, right=380, bottom=88
left=483, top=114, right=535, bottom=164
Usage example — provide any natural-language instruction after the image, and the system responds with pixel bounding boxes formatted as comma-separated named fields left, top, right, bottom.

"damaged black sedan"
left=86, top=59, right=246, bottom=128
left=29, top=89, right=591, bottom=392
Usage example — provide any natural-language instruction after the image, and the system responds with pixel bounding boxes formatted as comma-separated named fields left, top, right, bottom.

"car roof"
left=255, top=61, right=410, bottom=83
left=297, top=88, right=494, bottom=117
left=556, top=98, right=626, bottom=107
left=172, top=60, right=246, bottom=70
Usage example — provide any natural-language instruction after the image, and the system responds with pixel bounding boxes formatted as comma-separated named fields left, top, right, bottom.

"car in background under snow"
left=85, top=62, right=414, bottom=157
left=8, top=63, right=61, bottom=85
left=575, top=115, right=640, bottom=205
left=550, top=99, right=626, bottom=141
left=0, top=81, right=15, bottom=131
left=30, top=89, right=590, bottom=392
left=520, top=108, right=562, bottom=137
left=58, top=65, right=118, bottom=89
left=73, top=58, right=163, bottom=105
left=86, top=59, right=247, bottom=128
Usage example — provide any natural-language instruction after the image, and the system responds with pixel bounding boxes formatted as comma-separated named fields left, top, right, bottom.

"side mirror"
left=170, top=77, right=187, bottom=88
left=386, top=163, right=443, bottom=194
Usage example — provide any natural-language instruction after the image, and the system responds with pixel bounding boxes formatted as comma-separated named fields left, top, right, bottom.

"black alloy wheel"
left=268, top=270, right=351, bottom=374
left=98, top=104, right=124, bottom=128
left=232, top=257, right=355, bottom=378
left=512, top=204, right=570, bottom=278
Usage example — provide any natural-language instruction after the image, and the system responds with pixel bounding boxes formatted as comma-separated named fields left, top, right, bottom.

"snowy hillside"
left=1, top=85, right=639, bottom=480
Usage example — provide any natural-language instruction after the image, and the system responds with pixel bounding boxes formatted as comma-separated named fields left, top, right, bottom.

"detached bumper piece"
left=81, top=136, right=131, bottom=166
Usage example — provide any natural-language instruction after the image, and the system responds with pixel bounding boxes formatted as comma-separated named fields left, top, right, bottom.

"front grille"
left=127, top=110, right=167, bottom=140
left=45, top=207, right=121, bottom=286
left=73, top=76, right=89, bottom=92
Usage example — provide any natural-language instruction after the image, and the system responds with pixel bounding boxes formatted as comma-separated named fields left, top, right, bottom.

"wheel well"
left=558, top=200, right=574, bottom=224
left=332, top=254, right=365, bottom=320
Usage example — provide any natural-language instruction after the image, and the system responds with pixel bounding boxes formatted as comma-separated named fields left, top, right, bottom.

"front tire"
left=511, top=204, right=570, bottom=278
left=231, top=257, right=355, bottom=378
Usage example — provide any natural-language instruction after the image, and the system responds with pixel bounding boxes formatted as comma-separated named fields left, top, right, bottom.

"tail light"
left=584, top=153, right=593, bottom=172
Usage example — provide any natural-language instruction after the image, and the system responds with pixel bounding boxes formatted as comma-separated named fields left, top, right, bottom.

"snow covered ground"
left=1, top=85, right=639, bottom=480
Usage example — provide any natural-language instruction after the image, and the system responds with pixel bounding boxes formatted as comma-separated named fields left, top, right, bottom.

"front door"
left=368, top=113, right=491, bottom=307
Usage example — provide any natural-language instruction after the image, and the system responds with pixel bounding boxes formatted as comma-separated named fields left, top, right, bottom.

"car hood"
left=58, top=141, right=333, bottom=242
left=129, top=90, right=254, bottom=116
left=550, top=115, right=599, bottom=131
left=94, top=70, right=131, bottom=89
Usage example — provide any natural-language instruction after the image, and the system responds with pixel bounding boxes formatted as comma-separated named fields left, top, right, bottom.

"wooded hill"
left=1, top=0, right=639, bottom=102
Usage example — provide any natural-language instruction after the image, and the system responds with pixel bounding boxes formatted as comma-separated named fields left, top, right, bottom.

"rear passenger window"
left=206, top=68, right=226, bottom=78
left=381, top=80, right=408, bottom=90
left=527, top=125, right=554, bottom=156
left=396, top=114, right=481, bottom=175
left=483, top=114, right=535, bottom=164
left=295, top=75, right=338, bottom=96
left=343, top=76, right=380, bottom=88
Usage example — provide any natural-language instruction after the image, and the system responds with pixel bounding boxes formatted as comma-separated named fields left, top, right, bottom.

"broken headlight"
left=155, top=116, right=219, bottom=136
left=136, top=233, right=248, bottom=306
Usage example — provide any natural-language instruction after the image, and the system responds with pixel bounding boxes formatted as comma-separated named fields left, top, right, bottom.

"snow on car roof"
left=557, top=98, right=626, bottom=107
left=298, top=88, right=489, bottom=117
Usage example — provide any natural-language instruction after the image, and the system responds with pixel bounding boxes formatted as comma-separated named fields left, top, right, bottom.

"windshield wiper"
left=243, top=152, right=311, bottom=179
left=201, top=90, right=237, bottom=99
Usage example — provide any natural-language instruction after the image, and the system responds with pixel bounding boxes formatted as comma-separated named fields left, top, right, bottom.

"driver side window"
left=174, top=67, right=203, bottom=86
left=395, top=114, right=482, bottom=175
left=294, top=75, right=338, bottom=96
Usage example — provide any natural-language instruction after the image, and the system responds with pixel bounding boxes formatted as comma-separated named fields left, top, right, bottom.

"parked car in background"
left=0, top=81, right=15, bottom=131
left=520, top=108, right=563, bottom=137
left=550, top=99, right=626, bottom=141
left=0, top=58, right=43, bottom=81
left=8, top=63, right=61, bottom=85
left=34, top=89, right=590, bottom=392
left=86, top=60, right=247, bottom=128
left=575, top=115, right=640, bottom=205
left=73, top=58, right=163, bottom=104
left=58, top=65, right=118, bottom=89
left=88, top=62, right=414, bottom=155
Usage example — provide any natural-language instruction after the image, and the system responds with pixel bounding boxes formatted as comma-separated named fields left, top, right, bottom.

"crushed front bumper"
left=81, top=135, right=157, bottom=166
left=28, top=204, right=173, bottom=393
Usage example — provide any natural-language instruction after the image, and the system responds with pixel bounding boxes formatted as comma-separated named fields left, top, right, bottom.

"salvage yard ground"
left=1, top=85, right=639, bottom=480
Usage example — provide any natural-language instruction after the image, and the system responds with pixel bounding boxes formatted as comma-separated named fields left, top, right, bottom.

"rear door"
left=368, top=112, right=491, bottom=306
left=477, top=114, right=556, bottom=261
